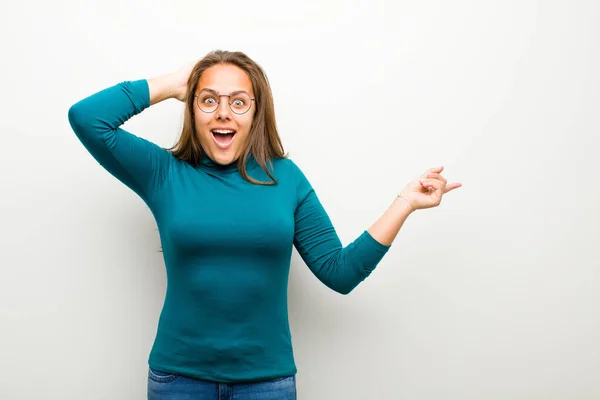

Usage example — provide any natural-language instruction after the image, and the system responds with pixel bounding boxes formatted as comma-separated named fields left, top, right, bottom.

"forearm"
left=68, top=80, right=150, bottom=139
left=293, top=170, right=392, bottom=294
left=367, top=196, right=414, bottom=246
left=148, top=73, right=180, bottom=105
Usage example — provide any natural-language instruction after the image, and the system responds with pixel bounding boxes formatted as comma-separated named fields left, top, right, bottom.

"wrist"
left=395, top=194, right=416, bottom=214
left=148, top=73, right=182, bottom=105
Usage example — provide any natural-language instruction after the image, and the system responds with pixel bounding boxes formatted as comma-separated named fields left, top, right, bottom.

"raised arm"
left=292, top=163, right=390, bottom=295
left=67, top=66, right=191, bottom=205
left=292, top=162, right=461, bottom=295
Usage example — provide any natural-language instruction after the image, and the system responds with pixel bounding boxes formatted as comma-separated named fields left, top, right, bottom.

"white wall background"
left=1, top=0, right=599, bottom=398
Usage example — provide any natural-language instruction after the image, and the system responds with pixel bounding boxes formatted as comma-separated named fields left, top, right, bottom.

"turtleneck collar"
left=197, top=153, right=260, bottom=175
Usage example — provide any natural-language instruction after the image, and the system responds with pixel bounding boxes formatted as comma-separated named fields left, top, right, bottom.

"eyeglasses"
left=194, top=90, right=255, bottom=115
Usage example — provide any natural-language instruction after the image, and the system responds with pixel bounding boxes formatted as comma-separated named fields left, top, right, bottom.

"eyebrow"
left=199, top=88, right=251, bottom=97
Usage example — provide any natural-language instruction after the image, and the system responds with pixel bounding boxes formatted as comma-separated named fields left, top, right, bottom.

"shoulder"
left=270, top=157, right=314, bottom=204
left=270, top=156, right=306, bottom=181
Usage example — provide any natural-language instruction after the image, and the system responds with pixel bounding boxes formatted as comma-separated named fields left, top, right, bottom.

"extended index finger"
left=444, top=182, right=463, bottom=193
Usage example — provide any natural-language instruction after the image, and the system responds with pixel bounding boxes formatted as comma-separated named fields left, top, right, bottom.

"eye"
left=203, top=96, right=217, bottom=104
left=232, top=98, right=245, bottom=106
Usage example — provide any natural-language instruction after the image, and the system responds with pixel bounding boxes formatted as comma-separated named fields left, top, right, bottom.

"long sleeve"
left=67, top=79, right=172, bottom=205
left=291, top=162, right=391, bottom=295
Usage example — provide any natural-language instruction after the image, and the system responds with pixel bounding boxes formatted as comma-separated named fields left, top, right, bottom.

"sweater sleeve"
left=291, top=161, right=391, bottom=295
left=67, top=79, right=171, bottom=205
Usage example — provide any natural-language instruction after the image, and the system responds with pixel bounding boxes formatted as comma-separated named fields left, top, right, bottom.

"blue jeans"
left=147, top=367, right=297, bottom=400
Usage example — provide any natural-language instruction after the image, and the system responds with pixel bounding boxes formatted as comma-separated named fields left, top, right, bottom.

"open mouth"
left=211, top=129, right=237, bottom=149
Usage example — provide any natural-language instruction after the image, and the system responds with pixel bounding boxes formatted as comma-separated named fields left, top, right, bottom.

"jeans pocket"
left=148, top=367, right=180, bottom=383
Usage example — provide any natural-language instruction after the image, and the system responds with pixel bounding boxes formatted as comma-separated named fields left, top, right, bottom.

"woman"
left=68, top=50, right=461, bottom=399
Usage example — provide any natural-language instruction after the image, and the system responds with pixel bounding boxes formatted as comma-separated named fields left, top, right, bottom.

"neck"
left=198, top=152, right=259, bottom=174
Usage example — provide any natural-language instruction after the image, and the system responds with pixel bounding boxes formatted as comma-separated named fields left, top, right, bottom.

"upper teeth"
left=213, top=130, right=235, bottom=134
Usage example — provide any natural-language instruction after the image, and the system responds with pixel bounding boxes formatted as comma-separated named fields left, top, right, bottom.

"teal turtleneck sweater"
left=67, top=79, right=391, bottom=383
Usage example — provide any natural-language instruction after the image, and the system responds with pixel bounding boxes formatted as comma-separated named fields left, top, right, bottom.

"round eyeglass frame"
left=194, top=92, right=256, bottom=115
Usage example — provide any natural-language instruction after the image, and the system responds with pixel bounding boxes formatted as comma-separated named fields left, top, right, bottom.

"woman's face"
left=194, top=64, right=255, bottom=166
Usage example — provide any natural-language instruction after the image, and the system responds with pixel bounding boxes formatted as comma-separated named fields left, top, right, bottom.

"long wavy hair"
left=165, top=50, right=287, bottom=185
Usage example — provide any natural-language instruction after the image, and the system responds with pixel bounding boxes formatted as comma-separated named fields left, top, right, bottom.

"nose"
left=215, top=95, right=232, bottom=120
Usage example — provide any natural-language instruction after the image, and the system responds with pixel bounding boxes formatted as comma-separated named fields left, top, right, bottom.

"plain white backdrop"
left=1, top=0, right=599, bottom=398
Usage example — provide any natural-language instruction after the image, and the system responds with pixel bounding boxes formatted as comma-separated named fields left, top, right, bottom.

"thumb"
left=423, top=165, right=444, bottom=176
